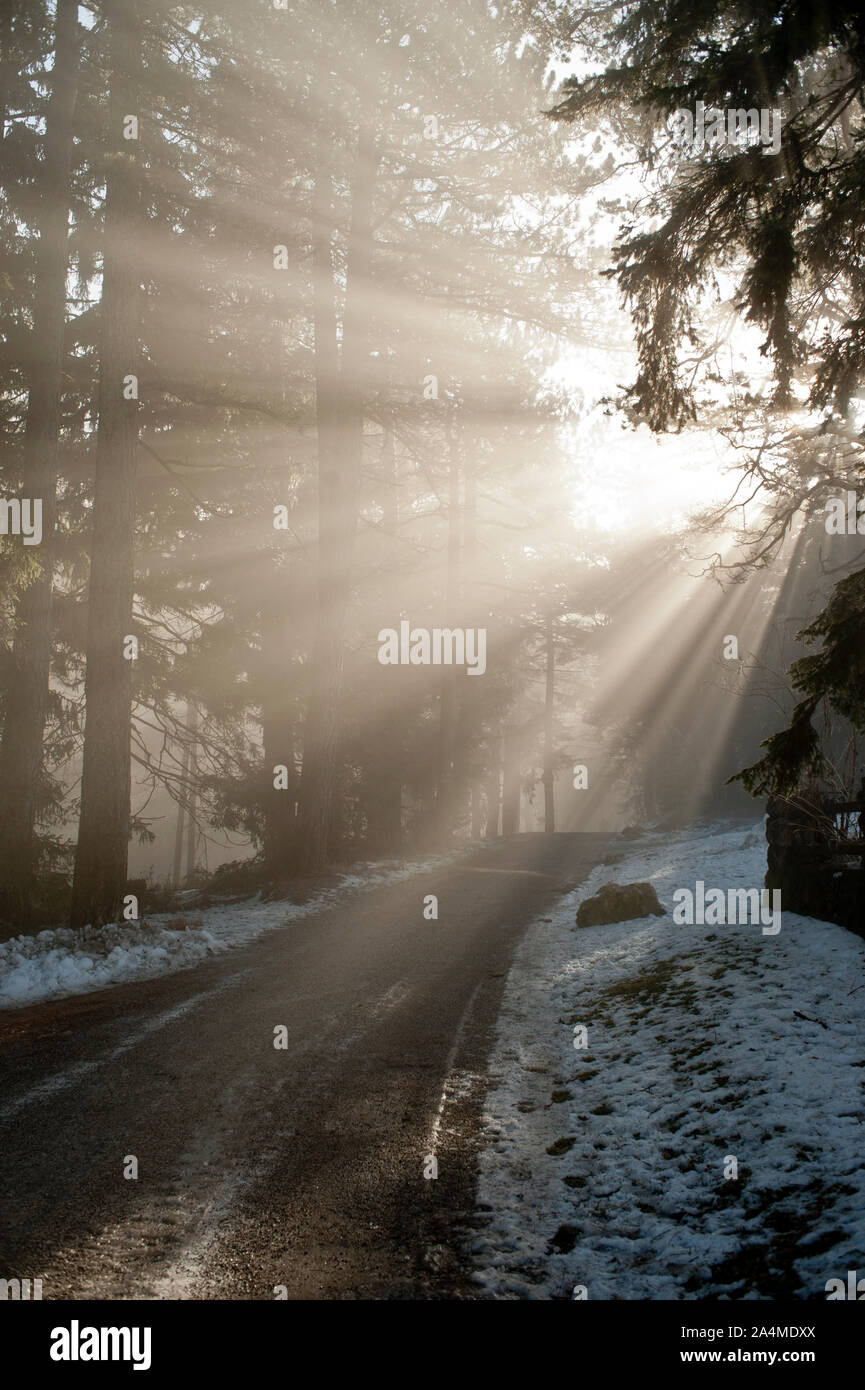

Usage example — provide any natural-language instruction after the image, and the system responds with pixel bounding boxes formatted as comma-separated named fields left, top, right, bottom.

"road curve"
left=0, top=831, right=607, bottom=1300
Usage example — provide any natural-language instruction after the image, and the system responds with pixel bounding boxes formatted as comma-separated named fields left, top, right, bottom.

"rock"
left=576, top=880, right=665, bottom=927
left=549, top=1224, right=578, bottom=1253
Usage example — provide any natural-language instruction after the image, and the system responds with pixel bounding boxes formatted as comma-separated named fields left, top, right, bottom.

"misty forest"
left=1, top=0, right=865, bottom=1312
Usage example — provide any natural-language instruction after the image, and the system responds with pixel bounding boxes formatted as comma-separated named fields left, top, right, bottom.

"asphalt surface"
left=0, top=831, right=608, bottom=1300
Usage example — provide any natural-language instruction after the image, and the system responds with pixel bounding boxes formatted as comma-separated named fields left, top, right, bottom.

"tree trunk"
left=185, top=702, right=199, bottom=879
left=171, top=728, right=190, bottom=888
left=502, top=724, right=521, bottom=835
left=262, top=701, right=297, bottom=876
left=460, top=431, right=483, bottom=840
left=470, top=781, right=484, bottom=839
left=484, top=759, right=501, bottom=838
left=543, top=609, right=556, bottom=832
left=70, top=0, right=142, bottom=928
left=298, top=127, right=376, bottom=872
left=361, top=424, right=403, bottom=857
left=433, top=406, right=461, bottom=842
left=0, top=0, right=79, bottom=933
left=362, top=753, right=403, bottom=856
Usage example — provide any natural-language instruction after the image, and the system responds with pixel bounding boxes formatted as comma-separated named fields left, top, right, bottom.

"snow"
left=472, top=820, right=865, bottom=1300
left=0, top=852, right=461, bottom=1012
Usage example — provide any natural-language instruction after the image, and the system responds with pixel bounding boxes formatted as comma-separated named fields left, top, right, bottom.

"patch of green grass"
left=596, top=960, right=676, bottom=1006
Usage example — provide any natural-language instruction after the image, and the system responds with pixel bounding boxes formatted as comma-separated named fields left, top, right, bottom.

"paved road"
left=0, top=832, right=607, bottom=1300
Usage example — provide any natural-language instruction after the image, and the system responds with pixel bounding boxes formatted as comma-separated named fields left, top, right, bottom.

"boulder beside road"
left=576, top=881, right=665, bottom=928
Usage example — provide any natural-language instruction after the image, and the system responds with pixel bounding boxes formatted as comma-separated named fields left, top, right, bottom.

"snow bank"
left=472, top=820, right=865, bottom=1300
left=0, top=852, right=461, bottom=1011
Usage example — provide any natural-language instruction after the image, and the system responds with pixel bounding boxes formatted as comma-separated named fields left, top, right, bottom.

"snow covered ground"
left=0, top=853, right=461, bottom=1011
left=472, top=820, right=865, bottom=1300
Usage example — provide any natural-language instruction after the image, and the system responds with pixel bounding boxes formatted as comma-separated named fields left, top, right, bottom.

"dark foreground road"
left=0, top=832, right=607, bottom=1300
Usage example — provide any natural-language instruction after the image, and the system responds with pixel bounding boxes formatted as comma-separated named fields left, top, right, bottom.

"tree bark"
left=70, top=0, right=142, bottom=928
left=0, top=0, right=79, bottom=933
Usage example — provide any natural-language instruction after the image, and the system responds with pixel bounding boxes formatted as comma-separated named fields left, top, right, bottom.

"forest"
left=1, top=0, right=865, bottom=1321
left=3, top=0, right=861, bottom=941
